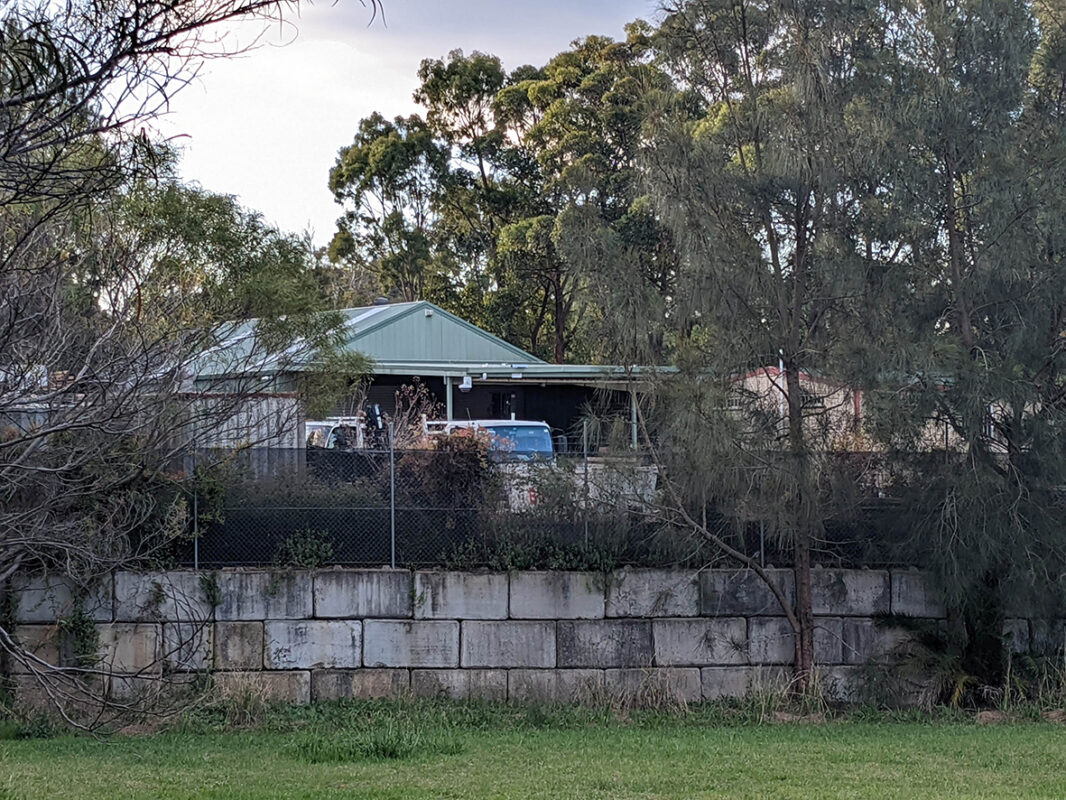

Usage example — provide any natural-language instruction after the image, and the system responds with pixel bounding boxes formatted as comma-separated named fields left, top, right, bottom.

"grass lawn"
left=2, top=702, right=1065, bottom=799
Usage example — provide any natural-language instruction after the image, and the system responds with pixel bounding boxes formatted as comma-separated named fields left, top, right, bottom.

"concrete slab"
left=841, top=618, right=909, bottom=664
left=604, top=668, right=702, bottom=703
left=700, top=569, right=794, bottom=617
left=653, top=618, right=748, bottom=666
left=891, top=570, right=946, bottom=618
left=509, top=572, right=604, bottom=619
left=701, top=667, right=751, bottom=700
left=114, top=572, right=211, bottom=623
left=162, top=622, right=212, bottom=672
left=363, top=620, right=459, bottom=668
left=410, top=669, right=508, bottom=701
left=214, top=621, right=264, bottom=670
left=460, top=621, right=556, bottom=668
left=214, top=670, right=310, bottom=704
left=314, top=570, right=413, bottom=618
left=96, top=623, right=161, bottom=673
left=215, top=571, right=312, bottom=621
left=557, top=620, right=653, bottom=668
left=311, top=669, right=409, bottom=701
left=811, top=569, right=890, bottom=616
left=507, top=669, right=604, bottom=703
left=264, top=620, right=361, bottom=669
left=414, top=572, right=508, bottom=619
left=606, top=569, right=699, bottom=618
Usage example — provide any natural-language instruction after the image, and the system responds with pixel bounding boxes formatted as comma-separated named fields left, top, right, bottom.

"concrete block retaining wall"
left=6, top=567, right=1053, bottom=706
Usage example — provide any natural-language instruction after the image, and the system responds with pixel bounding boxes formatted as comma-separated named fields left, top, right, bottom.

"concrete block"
left=311, top=669, right=409, bottom=701
left=163, top=622, right=212, bottom=672
left=819, top=665, right=863, bottom=703
left=114, top=572, right=211, bottom=623
left=108, top=673, right=198, bottom=704
left=746, top=666, right=793, bottom=695
left=811, top=569, right=889, bottom=616
left=461, top=621, right=555, bottom=668
left=604, top=668, right=702, bottom=703
left=10, top=625, right=65, bottom=673
left=1030, top=619, right=1065, bottom=655
left=509, top=572, right=604, bottom=619
left=815, top=617, right=844, bottom=665
left=653, top=618, right=747, bottom=666
left=842, top=618, right=908, bottom=664
left=314, top=570, right=412, bottom=618
left=264, top=620, right=360, bottom=669
left=700, top=569, right=794, bottom=617
left=508, top=669, right=603, bottom=703
left=14, top=575, right=112, bottom=623
left=891, top=571, right=946, bottom=618
left=215, top=571, right=312, bottom=621
left=97, top=623, right=161, bottom=673
left=411, top=669, right=508, bottom=701
left=1003, top=618, right=1030, bottom=654
left=557, top=620, right=653, bottom=668
left=214, top=671, right=310, bottom=704
left=213, top=622, right=264, bottom=670
left=748, top=617, right=792, bottom=665
left=363, top=620, right=459, bottom=668
left=414, top=572, right=508, bottom=620
left=701, top=667, right=751, bottom=700
left=606, top=569, right=699, bottom=618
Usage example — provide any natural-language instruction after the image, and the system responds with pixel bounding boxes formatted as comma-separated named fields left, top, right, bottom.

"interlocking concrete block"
left=214, top=622, right=264, bottom=670
left=314, top=570, right=412, bottom=619
left=411, top=669, right=508, bottom=701
left=748, top=618, right=843, bottom=666
left=819, top=666, right=863, bottom=702
left=14, top=575, right=112, bottom=623
left=214, top=671, right=310, bottom=704
left=509, top=572, right=604, bottom=619
left=414, top=572, right=508, bottom=620
left=264, top=620, right=361, bottom=669
left=311, top=669, right=409, bottom=701
left=163, top=622, right=212, bottom=672
left=557, top=620, right=653, bottom=668
left=841, top=618, right=908, bottom=664
left=653, top=618, right=747, bottom=666
left=604, top=668, right=702, bottom=703
left=700, top=569, right=794, bottom=617
left=114, top=572, right=211, bottom=623
left=215, top=571, right=312, bottom=621
left=748, top=617, right=792, bottom=665
left=461, top=621, right=555, bottom=668
left=606, top=569, right=699, bottom=618
left=96, top=623, right=161, bottom=673
left=508, top=669, right=604, bottom=703
left=891, top=571, right=946, bottom=618
left=363, top=620, right=459, bottom=668
left=811, top=569, right=889, bottom=616
left=701, top=667, right=751, bottom=700
left=1003, top=618, right=1030, bottom=654
left=1029, top=619, right=1065, bottom=655
left=10, top=626, right=65, bottom=673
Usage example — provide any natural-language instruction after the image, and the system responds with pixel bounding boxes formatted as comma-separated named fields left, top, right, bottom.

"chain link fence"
left=170, top=439, right=919, bottom=570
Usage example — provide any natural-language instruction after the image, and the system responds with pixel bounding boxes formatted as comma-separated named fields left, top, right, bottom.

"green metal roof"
left=334, top=301, right=543, bottom=365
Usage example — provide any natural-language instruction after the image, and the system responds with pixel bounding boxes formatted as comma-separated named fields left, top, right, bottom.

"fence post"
left=389, top=421, right=396, bottom=569
left=192, top=450, right=199, bottom=571
left=582, top=419, right=589, bottom=550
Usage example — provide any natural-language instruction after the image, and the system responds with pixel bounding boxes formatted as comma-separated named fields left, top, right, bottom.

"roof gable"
left=338, top=301, right=542, bottom=365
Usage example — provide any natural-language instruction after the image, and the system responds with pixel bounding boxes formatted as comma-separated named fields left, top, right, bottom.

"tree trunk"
left=784, top=361, right=816, bottom=691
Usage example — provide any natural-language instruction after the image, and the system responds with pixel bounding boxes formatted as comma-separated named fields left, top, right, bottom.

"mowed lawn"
left=2, top=710, right=1066, bottom=799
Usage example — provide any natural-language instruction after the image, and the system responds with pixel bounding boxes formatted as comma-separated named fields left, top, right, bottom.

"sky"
left=159, top=0, right=655, bottom=247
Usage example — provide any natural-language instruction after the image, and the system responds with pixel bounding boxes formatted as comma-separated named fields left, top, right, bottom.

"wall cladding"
left=7, top=567, right=1045, bottom=706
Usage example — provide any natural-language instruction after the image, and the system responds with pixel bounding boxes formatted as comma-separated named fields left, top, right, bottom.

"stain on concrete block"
left=314, top=570, right=412, bottom=619
left=214, top=621, right=264, bottom=670
left=557, top=620, right=653, bottom=668
left=96, top=623, right=161, bottom=673
left=653, top=618, right=748, bottom=666
left=264, top=620, right=360, bottom=669
left=414, top=572, right=508, bottom=620
left=891, top=571, right=946, bottom=618
left=215, top=571, right=312, bottom=621
left=700, top=569, right=794, bottom=617
left=509, top=572, right=603, bottom=619
left=811, top=569, right=889, bottom=616
left=460, top=621, right=555, bottom=668
left=363, top=620, right=459, bottom=668
left=606, top=569, right=699, bottom=618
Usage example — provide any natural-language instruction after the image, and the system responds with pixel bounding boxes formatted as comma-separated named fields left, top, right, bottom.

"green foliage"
left=297, top=350, right=374, bottom=420
left=273, top=529, right=335, bottom=570
left=198, top=572, right=222, bottom=610
left=56, top=600, right=98, bottom=669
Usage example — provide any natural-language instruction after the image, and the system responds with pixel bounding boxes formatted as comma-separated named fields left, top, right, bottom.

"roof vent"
left=373, top=296, right=389, bottom=306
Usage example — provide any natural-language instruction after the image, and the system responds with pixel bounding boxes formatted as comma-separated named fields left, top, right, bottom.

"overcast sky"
left=159, top=0, right=655, bottom=246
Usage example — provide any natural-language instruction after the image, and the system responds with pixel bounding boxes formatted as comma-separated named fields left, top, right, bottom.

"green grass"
left=2, top=701, right=1065, bottom=799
